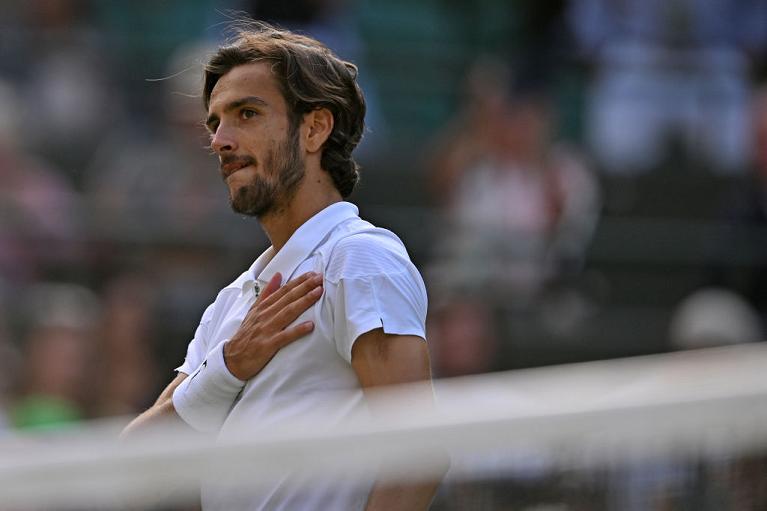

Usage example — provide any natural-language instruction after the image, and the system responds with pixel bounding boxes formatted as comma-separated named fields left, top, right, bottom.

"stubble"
left=230, top=125, right=305, bottom=218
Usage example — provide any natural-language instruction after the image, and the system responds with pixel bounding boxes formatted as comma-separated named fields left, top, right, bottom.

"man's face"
left=206, top=62, right=305, bottom=217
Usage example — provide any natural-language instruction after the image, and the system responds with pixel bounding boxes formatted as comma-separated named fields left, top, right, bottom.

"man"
left=123, top=22, right=441, bottom=510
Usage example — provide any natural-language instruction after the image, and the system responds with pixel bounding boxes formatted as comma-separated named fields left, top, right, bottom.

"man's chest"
left=209, top=257, right=355, bottom=395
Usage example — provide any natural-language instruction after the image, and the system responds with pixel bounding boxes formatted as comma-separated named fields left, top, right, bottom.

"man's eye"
left=241, top=109, right=257, bottom=120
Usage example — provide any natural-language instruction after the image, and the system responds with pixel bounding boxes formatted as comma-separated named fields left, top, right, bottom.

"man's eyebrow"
left=206, top=96, right=268, bottom=129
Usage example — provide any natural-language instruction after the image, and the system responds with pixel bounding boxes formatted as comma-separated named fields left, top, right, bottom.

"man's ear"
left=303, top=107, right=334, bottom=153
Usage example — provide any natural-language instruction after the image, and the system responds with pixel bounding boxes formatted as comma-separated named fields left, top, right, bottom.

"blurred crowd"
left=1, top=0, right=767, bottom=509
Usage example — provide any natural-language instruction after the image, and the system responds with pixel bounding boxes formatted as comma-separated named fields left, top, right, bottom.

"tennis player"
left=123, top=21, right=442, bottom=510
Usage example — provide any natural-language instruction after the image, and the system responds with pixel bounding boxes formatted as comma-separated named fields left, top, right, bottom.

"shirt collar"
left=228, top=201, right=359, bottom=296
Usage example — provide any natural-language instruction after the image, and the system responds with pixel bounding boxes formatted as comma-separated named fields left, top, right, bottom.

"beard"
left=228, top=125, right=305, bottom=218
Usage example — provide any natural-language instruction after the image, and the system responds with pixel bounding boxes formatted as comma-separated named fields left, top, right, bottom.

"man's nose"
left=211, top=126, right=238, bottom=154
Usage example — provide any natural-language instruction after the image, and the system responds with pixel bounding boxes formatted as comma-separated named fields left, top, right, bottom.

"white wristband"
left=172, top=339, right=246, bottom=433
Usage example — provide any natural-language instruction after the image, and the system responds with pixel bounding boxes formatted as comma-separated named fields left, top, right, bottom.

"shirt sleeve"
left=175, top=301, right=216, bottom=375
left=327, top=233, right=428, bottom=363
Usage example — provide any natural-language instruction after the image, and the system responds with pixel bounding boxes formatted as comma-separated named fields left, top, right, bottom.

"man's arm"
left=351, top=330, right=447, bottom=511
left=121, top=372, right=189, bottom=438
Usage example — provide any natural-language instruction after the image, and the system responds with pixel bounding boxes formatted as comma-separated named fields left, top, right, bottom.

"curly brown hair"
left=203, top=21, right=365, bottom=198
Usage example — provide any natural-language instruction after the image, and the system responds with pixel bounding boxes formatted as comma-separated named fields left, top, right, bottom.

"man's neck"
left=259, top=178, right=342, bottom=252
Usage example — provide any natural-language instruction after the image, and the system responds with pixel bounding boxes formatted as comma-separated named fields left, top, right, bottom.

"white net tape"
left=2, top=344, right=767, bottom=509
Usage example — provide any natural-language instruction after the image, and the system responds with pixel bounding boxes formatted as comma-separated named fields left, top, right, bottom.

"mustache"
left=219, top=154, right=257, bottom=173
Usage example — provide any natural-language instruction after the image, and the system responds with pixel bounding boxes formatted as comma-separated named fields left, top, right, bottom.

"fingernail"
left=311, top=287, right=322, bottom=296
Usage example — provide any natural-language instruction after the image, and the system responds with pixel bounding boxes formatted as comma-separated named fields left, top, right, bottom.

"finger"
left=263, top=273, right=322, bottom=318
left=258, top=271, right=314, bottom=311
left=256, top=272, right=282, bottom=305
left=268, top=285, right=323, bottom=331
left=259, top=271, right=318, bottom=311
left=270, top=320, right=315, bottom=350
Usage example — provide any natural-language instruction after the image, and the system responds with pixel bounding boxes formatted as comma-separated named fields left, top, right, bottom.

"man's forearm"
left=121, top=395, right=182, bottom=438
left=121, top=372, right=188, bottom=439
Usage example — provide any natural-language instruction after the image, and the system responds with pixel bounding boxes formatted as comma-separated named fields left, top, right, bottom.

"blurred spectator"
left=427, top=298, right=499, bottom=378
left=0, top=296, right=21, bottom=431
left=91, top=272, right=160, bottom=417
left=10, top=283, right=100, bottom=429
left=569, top=0, right=767, bottom=175
left=669, top=287, right=764, bottom=349
left=427, top=58, right=600, bottom=308
left=424, top=58, right=600, bottom=385
left=13, top=0, right=116, bottom=180
left=0, top=80, right=84, bottom=290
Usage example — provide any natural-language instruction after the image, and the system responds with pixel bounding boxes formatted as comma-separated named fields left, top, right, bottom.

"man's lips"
left=220, top=158, right=256, bottom=178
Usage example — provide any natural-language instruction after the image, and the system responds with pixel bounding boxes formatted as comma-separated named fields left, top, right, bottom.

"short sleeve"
left=175, top=302, right=216, bottom=375
left=327, top=232, right=428, bottom=362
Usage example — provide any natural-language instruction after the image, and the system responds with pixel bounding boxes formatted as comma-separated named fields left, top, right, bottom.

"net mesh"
left=2, top=344, right=767, bottom=511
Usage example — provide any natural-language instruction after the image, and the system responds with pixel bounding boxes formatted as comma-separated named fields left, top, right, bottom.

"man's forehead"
left=209, top=61, right=280, bottom=108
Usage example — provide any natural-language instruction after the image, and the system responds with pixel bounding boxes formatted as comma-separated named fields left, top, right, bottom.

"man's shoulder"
left=323, top=223, right=416, bottom=282
left=336, top=229, right=405, bottom=254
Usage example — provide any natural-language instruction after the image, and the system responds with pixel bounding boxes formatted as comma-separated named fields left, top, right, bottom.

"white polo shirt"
left=176, top=201, right=428, bottom=511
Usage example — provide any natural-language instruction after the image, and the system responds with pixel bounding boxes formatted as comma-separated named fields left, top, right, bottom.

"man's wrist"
left=172, top=339, right=246, bottom=432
